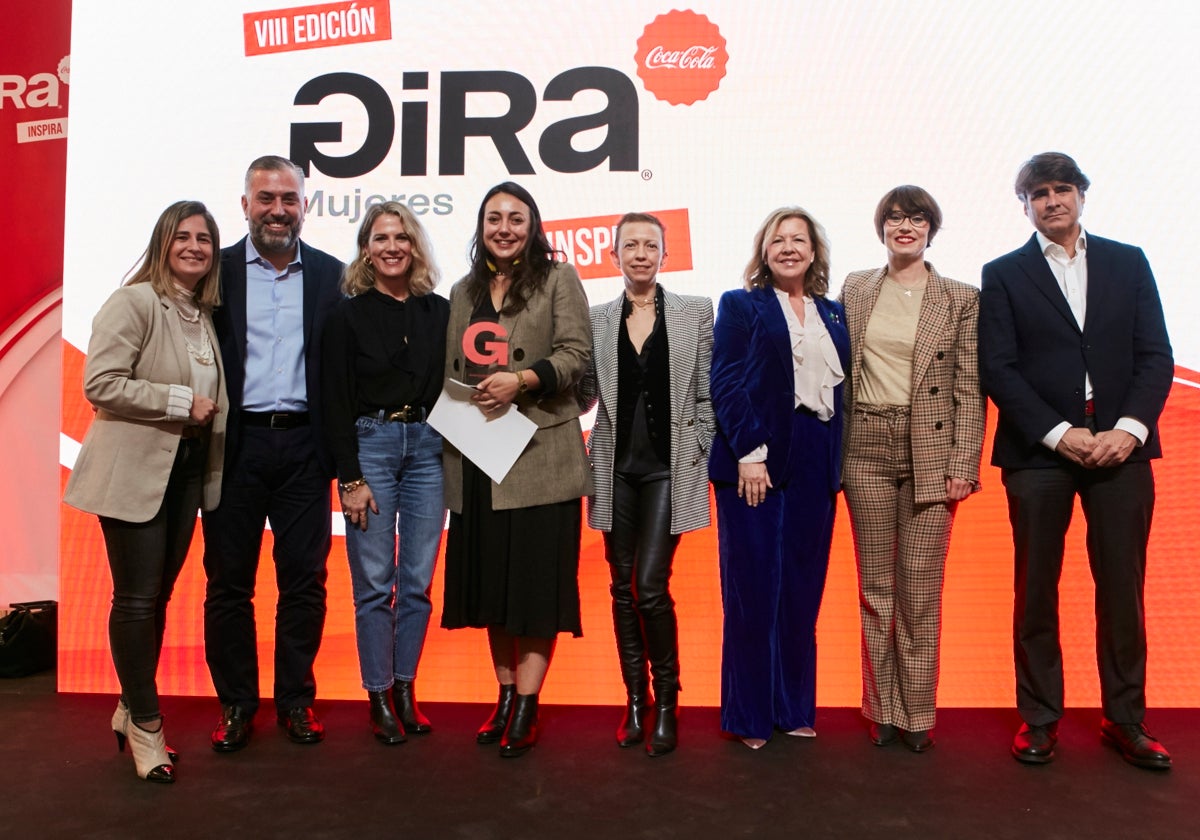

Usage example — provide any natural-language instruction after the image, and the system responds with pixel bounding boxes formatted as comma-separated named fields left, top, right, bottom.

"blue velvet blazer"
left=708, top=285, right=850, bottom=493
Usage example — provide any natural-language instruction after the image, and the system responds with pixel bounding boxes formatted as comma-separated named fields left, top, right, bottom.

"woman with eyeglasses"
left=839, top=186, right=985, bottom=753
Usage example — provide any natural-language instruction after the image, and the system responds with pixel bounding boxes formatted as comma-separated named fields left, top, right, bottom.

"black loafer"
left=1012, top=722, right=1057, bottom=764
left=277, top=706, right=325, bottom=744
left=211, top=705, right=254, bottom=753
left=869, top=722, right=899, bottom=746
left=1101, top=720, right=1171, bottom=770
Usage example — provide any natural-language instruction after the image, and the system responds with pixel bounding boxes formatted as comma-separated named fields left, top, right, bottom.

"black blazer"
left=214, top=236, right=346, bottom=478
left=979, top=232, right=1173, bottom=470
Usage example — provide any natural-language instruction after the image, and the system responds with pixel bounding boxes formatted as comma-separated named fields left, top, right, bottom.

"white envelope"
left=427, top=379, right=537, bottom=484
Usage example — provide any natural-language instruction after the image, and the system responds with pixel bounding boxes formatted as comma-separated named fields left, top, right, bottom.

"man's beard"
left=250, top=216, right=300, bottom=257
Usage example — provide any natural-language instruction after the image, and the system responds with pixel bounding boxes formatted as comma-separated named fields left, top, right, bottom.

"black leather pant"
left=603, top=473, right=681, bottom=693
left=100, top=438, right=206, bottom=723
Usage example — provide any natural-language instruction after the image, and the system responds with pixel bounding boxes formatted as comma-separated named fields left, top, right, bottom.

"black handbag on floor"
left=0, top=600, right=57, bottom=677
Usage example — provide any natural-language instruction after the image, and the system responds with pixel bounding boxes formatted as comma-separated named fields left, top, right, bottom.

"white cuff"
left=167, top=385, right=193, bottom=422
left=1041, top=421, right=1071, bottom=452
left=1114, top=417, right=1149, bottom=446
left=738, top=444, right=768, bottom=464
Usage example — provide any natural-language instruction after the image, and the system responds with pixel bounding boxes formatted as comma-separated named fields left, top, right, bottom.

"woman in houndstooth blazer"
left=840, top=186, right=985, bottom=753
left=579, top=212, right=714, bottom=757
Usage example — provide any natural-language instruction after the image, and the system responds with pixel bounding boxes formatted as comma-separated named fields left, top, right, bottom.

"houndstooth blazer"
left=841, top=263, right=985, bottom=505
left=579, top=287, right=715, bottom=534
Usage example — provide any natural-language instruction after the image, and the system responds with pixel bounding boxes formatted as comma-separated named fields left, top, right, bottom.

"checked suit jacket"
left=840, top=263, right=985, bottom=505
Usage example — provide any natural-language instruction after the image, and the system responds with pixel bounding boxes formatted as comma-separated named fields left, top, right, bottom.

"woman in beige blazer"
left=64, top=201, right=228, bottom=783
left=840, top=186, right=984, bottom=753
left=441, top=182, right=592, bottom=758
left=578, top=212, right=714, bottom=757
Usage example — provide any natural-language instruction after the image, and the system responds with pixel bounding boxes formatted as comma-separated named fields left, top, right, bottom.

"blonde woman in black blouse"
left=322, top=201, right=448, bottom=745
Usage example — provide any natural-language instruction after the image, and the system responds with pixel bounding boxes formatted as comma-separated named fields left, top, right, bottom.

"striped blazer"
left=579, top=288, right=714, bottom=534
left=841, top=262, right=985, bottom=505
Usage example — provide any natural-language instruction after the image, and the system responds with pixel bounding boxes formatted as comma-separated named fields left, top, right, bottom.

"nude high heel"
left=125, top=718, right=174, bottom=783
left=113, top=699, right=179, bottom=761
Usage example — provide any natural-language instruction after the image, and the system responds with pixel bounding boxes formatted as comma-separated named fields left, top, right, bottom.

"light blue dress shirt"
left=241, top=238, right=308, bottom=412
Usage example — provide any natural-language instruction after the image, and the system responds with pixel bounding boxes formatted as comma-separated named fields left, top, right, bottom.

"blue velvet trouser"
left=715, top=409, right=837, bottom=741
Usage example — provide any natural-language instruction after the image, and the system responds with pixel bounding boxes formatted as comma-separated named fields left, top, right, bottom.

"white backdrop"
left=63, top=0, right=1200, bottom=368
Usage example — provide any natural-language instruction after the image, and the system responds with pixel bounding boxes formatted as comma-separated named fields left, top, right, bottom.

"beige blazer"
left=579, top=288, right=714, bottom=534
left=841, top=263, right=984, bottom=505
left=64, top=282, right=229, bottom=522
left=443, top=262, right=593, bottom=512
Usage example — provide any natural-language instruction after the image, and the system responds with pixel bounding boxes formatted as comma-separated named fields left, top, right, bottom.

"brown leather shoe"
left=277, top=706, right=325, bottom=744
left=1101, top=720, right=1171, bottom=770
left=1012, top=721, right=1057, bottom=764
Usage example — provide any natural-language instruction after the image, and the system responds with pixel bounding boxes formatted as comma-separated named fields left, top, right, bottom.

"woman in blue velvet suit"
left=709, top=206, right=849, bottom=748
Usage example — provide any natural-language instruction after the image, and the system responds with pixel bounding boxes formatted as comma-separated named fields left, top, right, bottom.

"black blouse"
left=323, top=288, right=450, bottom=480
left=615, top=288, right=671, bottom=474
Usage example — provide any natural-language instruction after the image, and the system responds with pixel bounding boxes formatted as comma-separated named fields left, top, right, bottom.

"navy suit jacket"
left=709, top=285, right=850, bottom=492
left=214, top=236, right=346, bottom=478
left=979, top=232, right=1173, bottom=470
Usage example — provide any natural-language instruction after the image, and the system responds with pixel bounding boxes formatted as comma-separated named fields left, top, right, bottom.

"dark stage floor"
left=1, top=672, right=1194, bottom=839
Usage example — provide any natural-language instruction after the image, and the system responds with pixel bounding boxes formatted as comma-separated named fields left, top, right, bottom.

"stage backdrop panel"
left=60, top=0, right=1200, bottom=707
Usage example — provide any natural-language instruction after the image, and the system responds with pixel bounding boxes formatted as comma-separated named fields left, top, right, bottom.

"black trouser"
left=100, top=438, right=206, bottom=723
left=202, top=425, right=331, bottom=714
left=1004, top=458, right=1154, bottom=726
left=603, top=473, right=681, bottom=692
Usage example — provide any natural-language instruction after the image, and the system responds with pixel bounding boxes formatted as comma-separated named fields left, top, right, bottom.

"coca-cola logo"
left=635, top=10, right=728, bottom=106
left=644, top=45, right=719, bottom=71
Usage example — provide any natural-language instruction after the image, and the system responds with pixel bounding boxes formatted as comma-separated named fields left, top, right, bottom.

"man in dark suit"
left=979, top=152, right=1174, bottom=770
left=202, top=155, right=345, bottom=751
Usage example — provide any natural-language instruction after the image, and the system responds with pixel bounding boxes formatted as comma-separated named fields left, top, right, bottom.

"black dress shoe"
left=902, top=729, right=935, bottom=753
left=1101, top=719, right=1171, bottom=770
left=1012, top=721, right=1057, bottom=764
left=277, top=706, right=325, bottom=744
left=393, top=681, right=432, bottom=735
left=499, top=694, right=539, bottom=758
left=211, top=705, right=254, bottom=753
left=869, top=722, right=899, bottom=746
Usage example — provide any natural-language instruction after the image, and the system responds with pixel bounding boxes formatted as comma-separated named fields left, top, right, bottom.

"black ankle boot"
left=392, top=680, right=432, bottom=734
left=647, top=684, right=678, bottom=757
left=499, top=694, right=539, bottom=758
left=476, top=684, right=517, bottom=744
left=617, top=687, right=651, bottom=747
left=368, top=690, right=406, bottom=745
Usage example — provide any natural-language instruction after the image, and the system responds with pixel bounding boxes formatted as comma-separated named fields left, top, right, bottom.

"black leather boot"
left=647, top=683, right=678, bottom=757
left=368, top=690, right=406, bottom=745
left=644, top=607, right=680, bottom=757
left=392, top=680, right=432, bottom=734
left=499, top=693, right=539, bottom=758
left=476, top=684, right=516, bottom=744
left=613, top=598, right=651, bottom=747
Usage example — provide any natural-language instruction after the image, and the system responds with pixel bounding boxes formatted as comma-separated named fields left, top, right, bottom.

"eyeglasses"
left=884, top=212, right=929, bottom=228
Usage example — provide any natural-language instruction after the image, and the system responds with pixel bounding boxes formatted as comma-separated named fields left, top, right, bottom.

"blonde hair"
left=124, top=200, right=221, bottom=309
left=742, top=206, right=830, bottom=297
left=342, top=202, right=440, bottom=296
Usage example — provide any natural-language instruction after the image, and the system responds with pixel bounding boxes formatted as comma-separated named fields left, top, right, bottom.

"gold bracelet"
left=339, top=478, right=368, bottom=494
left=516, top=369, right=528, bottom=393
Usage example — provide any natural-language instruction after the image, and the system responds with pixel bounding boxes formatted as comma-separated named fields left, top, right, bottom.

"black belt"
left=242, top=411, right=310, bottom=429
left=376, top=406, right=428, bottom=423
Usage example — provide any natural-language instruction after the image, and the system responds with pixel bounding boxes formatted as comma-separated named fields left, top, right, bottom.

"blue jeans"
left=345, top=416, right=445, bottom=691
